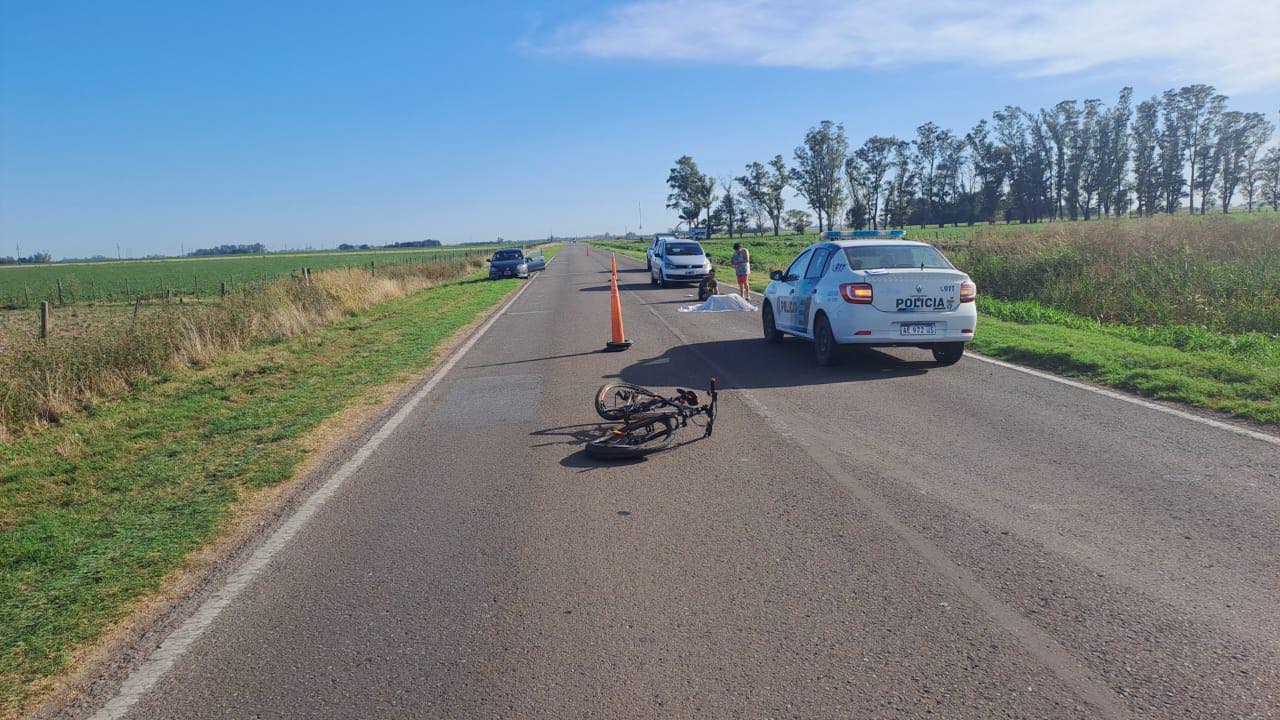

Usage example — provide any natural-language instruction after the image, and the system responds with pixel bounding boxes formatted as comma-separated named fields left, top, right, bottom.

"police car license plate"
left=900, top=322, right=936, bottom=336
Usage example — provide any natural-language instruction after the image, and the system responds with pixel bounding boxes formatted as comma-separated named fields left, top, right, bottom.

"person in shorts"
left=730, top=243, right=751, bottom=298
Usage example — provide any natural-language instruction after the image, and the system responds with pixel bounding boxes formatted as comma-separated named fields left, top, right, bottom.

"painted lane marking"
left=967, top=353, right=1278, bottom=447
left=89, top=272, right=543, bottom=720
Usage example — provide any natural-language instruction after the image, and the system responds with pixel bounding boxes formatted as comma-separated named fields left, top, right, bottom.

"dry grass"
left=958, top=214, right=1280, bottom=334
left=0, top=257, right=484, bottom=438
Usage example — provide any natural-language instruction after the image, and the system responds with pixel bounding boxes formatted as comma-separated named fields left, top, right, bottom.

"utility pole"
left=638, top=201, right=643, bottom=231
left=116, top=243, right=122, bottom=261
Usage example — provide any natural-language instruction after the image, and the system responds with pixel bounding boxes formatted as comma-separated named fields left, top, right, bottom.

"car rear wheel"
left=814, top=314, right=836, bottom=366
left=762, top=302, right=782, bottom=343
left=932, top=342, right=965, bottom=366
left=650, top=268, right=658, bottom=286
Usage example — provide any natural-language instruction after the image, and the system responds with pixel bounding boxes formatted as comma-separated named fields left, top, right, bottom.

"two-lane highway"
left=76, top=242, right=1279, bottom=719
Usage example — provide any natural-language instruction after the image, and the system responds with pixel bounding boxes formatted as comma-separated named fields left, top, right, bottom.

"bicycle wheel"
left=594, top=382, right=662, bottom=421
left=585, top=416, right=677, bottom=460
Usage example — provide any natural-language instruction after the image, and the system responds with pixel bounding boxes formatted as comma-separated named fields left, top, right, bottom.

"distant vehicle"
left=649, top=239, right=711, bottom=288
left=760, top=231, right=977, bottom=366
left=646, top=234, right=677, bottom=271
left=488, top=248, right=537, bottom=279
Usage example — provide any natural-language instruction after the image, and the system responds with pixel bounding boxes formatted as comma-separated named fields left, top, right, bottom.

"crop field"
left=0, top=245, right=520, bottom=308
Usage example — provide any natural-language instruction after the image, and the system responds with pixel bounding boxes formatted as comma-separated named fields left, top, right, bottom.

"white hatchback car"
left=649, top=238, right=712, bottom=287
left=761, top=231, right=977, bottom=366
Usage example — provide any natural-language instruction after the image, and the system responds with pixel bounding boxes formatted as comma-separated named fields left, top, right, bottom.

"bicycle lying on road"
left=585, top=379, right=718, bottom=460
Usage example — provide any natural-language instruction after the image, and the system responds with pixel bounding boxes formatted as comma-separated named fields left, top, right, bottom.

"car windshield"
left=664, top=243, right=703, bottom=256
left=843, top=245, right=952, bottom=270
left=493, top=250, right=523, bottom=261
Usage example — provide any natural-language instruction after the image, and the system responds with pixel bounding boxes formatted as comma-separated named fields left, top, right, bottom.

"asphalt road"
left=75, top=243, right=1280, bottom=719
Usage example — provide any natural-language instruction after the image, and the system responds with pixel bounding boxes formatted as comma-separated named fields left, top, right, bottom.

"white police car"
left=761, top=231, right=977, bottom=366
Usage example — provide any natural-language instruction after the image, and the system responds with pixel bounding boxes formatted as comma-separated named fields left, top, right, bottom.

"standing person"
left=730, top=242, right=751, bottom=299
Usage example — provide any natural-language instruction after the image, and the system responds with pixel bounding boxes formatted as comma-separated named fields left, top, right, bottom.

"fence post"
left=132, top=297, right=141, bottom=321
left=220, top=281, right=227, bottom=298
left=165, top=288, right=172, bottom=303
left=57, top=278, right=65, bottom=306
left=193, top=275, right=199, bottom=297
left=39, top=301, right=50, bottom=339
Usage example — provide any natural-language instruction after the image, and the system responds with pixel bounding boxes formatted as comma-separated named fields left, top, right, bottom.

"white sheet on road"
left=678, top=294, right=758, bottom=313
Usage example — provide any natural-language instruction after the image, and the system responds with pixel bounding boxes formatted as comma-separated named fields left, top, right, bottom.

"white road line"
left=89, top=273, right=543, bottom=720
left=967, top=352, right=1279, bottom=447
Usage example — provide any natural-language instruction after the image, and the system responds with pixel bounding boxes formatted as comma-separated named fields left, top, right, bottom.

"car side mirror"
left=770, top=269, right=784, bottom=281
left=486, top=256, right=493, bottom=263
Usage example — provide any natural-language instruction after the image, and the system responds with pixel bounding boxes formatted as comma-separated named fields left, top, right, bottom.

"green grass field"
left=0, top=268, right=528, bottom=714
left=0, top=245, right=520, bottom=308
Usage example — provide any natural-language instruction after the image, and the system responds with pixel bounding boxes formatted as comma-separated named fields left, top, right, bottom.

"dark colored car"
left=488, top=248, right=545, bottom=279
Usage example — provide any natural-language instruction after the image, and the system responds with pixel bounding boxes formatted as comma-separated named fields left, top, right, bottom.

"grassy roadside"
left=591, top=241, right=1276, bottom=425
left=970, top=298, right=1279, bottom=425
left=0, top=267, right=535, bottom=715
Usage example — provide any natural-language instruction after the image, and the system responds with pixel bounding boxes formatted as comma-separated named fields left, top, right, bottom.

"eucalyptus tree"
left=1172, top=84, right=1227, bottom=213
left=851, top=136, right=900, bottom=229
left=967, top=119, right=1009, bottom=223
left=1098, top=87, right=1133, bottom=216
left=1260, top=147, right=1280, bottom=211
left=883, top=141, right=915, bottom=228
left=1131, top=97, right=1162, bottom=216
left=1216, top=112, right=1271, bottom=213
left=1240, top=114, right=1274, bottom=211
left=1158, top=90, right=1185, bottom=213
left=1041, top=101, right=1079, bottom=219
left=739, top=156, right=788, bottom=235
left=666, top=156, right=716, bottom=232
left=790, top=121, right=848, bottom=232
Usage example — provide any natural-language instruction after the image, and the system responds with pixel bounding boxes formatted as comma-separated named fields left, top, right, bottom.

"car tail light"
left=839, top=283, right=873, bottom=304
left=960, top=281, right=977, bottom=303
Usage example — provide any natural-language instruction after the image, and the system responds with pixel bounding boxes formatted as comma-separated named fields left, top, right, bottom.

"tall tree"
left=1098, top=87, right=1133, bottom=216
left=790, top=121, right=848, bottom=232
left=666, top=156, right=715, bottom=232
left=1041, top=101, right=1079, bottom=220
left=1240, top=114, right=1274, bottom=211
left=852, top=136, right=899, bottom=229
left=1260, top=147, right=1280, bottom=211
left=783, top=209, right=811, bottom=234
left=883, top=141, right=915, bottom=228
left=912, top=122, right=948, bottom=225
left=1131, top=97, right=1161, bottom=216
left=1158, top=90, right=1185, bottom=213
left=968, top=119, right=1009, bottom=224
left=716, top=177, right=739, bottom=237
left=1173, top=84, right=1227, bottom=214
left=1216, top=112, right=1270, bottom=214
left=738, top=156, right=788, bottom=235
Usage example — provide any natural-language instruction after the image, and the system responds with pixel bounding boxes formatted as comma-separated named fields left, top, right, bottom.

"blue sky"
left=2, top=0, right=1278, bottom=258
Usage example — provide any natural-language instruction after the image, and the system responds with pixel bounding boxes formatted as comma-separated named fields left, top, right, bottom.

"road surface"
left=72, top=243, right=1280, bottom=719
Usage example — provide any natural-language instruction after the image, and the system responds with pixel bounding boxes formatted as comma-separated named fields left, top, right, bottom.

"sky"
left=2, top=0, right=1278, bottom=259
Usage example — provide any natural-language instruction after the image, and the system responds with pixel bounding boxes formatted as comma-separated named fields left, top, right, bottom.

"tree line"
left=666, top=84, right=1280, bottom=236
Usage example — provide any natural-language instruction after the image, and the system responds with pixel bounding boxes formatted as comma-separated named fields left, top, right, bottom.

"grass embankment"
left=0, top=252, right=551, bottom=714
left=973, top=298, right=1279, bottom=424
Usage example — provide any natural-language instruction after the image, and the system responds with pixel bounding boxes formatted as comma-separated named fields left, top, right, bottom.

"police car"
left=761, top=231, right=977, bottom=366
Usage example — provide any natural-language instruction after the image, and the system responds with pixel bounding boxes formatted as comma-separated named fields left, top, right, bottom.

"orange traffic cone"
left=604, top=254, right=631, bottom=352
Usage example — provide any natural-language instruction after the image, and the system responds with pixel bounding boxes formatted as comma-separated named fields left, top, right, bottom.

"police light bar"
left=822, top=230, right=907, bottom=239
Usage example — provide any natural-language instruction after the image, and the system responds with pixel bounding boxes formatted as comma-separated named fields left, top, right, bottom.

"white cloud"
left=546, top=0, right=1280, bottom=92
